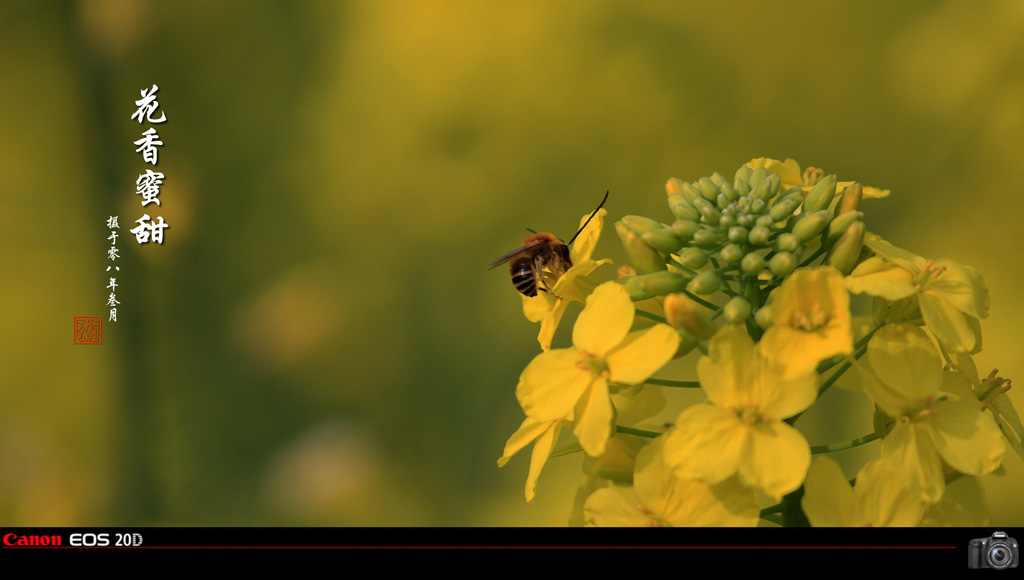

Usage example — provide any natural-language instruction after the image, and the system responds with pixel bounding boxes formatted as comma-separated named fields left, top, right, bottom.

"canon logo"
left=3, top=533, right=62, bottom=547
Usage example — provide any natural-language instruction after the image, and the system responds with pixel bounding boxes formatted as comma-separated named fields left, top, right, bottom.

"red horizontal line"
left=4, top=549, right=958, bottom=553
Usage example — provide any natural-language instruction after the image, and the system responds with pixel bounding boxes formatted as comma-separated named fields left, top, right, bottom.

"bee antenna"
left=567, top=191, right=609, bottom=246
left=525, top=228, right=538, bottom=234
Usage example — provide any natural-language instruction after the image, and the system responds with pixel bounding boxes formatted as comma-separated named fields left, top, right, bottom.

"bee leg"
left=538, top=272, right=563, bottom=300
left=534, top=255, right=563, bottom=300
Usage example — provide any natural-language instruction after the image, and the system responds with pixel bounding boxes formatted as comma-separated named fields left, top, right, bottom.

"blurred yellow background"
left=2, top=0, right=1023, bottom=526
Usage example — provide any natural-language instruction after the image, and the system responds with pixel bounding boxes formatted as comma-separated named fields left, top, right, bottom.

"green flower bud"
left=747, top=224, right=771, bottom=246
left=803, top=174, right=837, bottom=213
left=750, top=178, right=773, bottom=202
left=641, top=228, right=685, bottom=254
left=769, top=251, right=797, bottom=277
left=621, top=276, right=656, bottom=301
left=769, top=197, right=800, bottom=222
left=692, top=229, right=723, bottom=248
left=835, top=182, right=863, bottom=216
left=616, top=222, right=666, bottom=274
left=774, top=232, right=800, bottom=253
left=696, top=177, right=720, bottom=202
left=692, top=197, right=721, bottom=225
left=718, top=214, right=736, bottom=229
left=727, top=226, right=748, bottom=243
left=717, top=193, right=732, bottom=211
left=778, top=185, right=804, bottom=204
left=675, top=329, right=699, bottom=358
left=666, top=177, right=686, bottom=198
left=723, top=296, right=752, bottom=324
left=737, top=213, right=756, bottom=228
left=638, top=271, right=688, bottom=295
left=670, top=200, right=701, bottom=222
left=718, top=182, right=737, bottom=205
left=620, top=215, right=662, bottom=235
left=686, top=270, right=722, bottom=295
left=748, top=166, right=768, bottom=189
left=671, top=219, right=701, bottom=241
left=756, top=214, right=774, bottom=227
left=790, top=210, right=830, bottom=242
left=734, top=164, right=753, bottom=185
left=678, top=181, right=703, bottom=207
left=754, top=305, right=774, bottom=329
left=828, top=221, right=865, bottom=275
left=733, top=179, right=751, bottom=198
left=740, top=252, right=765, bottom=276
left=719, top=243, right=744, bottom=264
left=710, top=172, right=728, bottom=187
left=751, top=199, right=767, bottom=214
left=823, top=210, right=864, bottom=247
left=677, top=247, right=709, bottom=269
left=664, top=293, right=716, bottom=339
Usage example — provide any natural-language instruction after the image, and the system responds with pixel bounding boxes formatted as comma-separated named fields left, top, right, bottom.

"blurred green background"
left=3, top=0, right=1023, bottom=526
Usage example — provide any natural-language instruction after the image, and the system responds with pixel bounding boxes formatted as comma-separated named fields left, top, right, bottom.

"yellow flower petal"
left=802, top=457, right=859, bottom=527
left=497, top=417, right=562, bottom=503
left=855, top=459, right=928, bottom=527
left=583, top=485, right=652, bottom=527
left=919, top=292, right=982, bottom=353
left=573, top=380, right=614, bottom=457
left=497, top=416, right=552, bottom=467
left=517, top=349, right=593, bottom=420
left=929, top=259, right=990, bottom=319
left=570, top=208, right=606, bottom=264
left=927, top=399, right=1004, bottom=477
left=663, top=405, right=746, bottom=485
left=573, top=282, right=634, bottom=356
left=882, top=421, right=945, bottom=503
left=606, top=325, right=680, bottom=385
left=846, top=257, right=917, bottom=301
left=696, top=325, right=754, bottom=408
left=525, top=420, right=561, bottom=502
left=739, top=420, right=811, bottom=499
left=865, top=324, right=943, bottom=404
left=759, top=267, right=852, bottom=380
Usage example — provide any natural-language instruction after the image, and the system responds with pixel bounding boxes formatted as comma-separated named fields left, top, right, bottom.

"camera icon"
left=968, top=531, right=1019, bottom=570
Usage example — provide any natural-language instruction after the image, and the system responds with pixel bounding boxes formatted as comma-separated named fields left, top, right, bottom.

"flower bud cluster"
left=616, top=163, right=869, bottom=321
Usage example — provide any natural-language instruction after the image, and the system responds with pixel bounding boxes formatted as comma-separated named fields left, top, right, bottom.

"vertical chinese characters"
left=130, top=85, right=168, bottom=245
left=106, top=216, right=120, bottom=322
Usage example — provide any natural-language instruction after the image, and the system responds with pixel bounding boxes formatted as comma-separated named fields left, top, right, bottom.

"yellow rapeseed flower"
left=583, top=438, right=759, bottom=527
left=522, top=208, right=612, bottom=351
left=516, top=282, right=679, bottom=457
left=858, top=324, right=1004, bottom=502
left=802, top=457, right=929, bottom=527
left=759, top=267, right=853, bottom=380
left=846, top=233, right=990, bottom=353
left=662, top=325, right=818, bottom=499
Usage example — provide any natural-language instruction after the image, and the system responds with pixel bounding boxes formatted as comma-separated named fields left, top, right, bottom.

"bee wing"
left=488, top=240, right=543, bottom=269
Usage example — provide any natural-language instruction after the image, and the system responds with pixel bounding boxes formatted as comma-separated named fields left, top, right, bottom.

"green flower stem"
left=798, top=246, right=826, bottom=268
left=683, top=290, right=719, bottom=312
left=695, top=341, right=709, bottom=356
left=760, top=514, right=784, bottom=526
left=666, top=257, right=698, bottom=277
left=760, top=503, right=785, bottom=517
left=816, top=324, right=882, bottom=375
left=615, top=425, right=661, bottom=439
left=644, top=378, right=702, bottom=388
left=810, top=432, right=880, bottom=454
left=635, top=309, right=667, bottom=324
left=550, top=443, right=583, bottom=458
left=709, top=303, right=727, bottom=320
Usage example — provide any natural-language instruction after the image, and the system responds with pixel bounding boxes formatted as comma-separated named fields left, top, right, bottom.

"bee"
left=489, top=191, right=608, bottom=298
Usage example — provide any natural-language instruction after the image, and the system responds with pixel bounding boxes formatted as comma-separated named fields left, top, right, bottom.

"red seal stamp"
left=73, top=316, right=102, bottom=345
